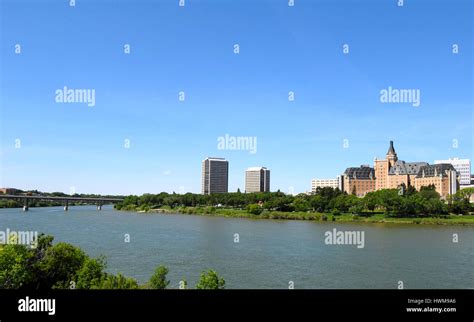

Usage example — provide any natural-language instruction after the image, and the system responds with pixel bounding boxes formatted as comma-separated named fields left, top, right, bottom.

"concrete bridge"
left=0, top=194, right=124, bottom=212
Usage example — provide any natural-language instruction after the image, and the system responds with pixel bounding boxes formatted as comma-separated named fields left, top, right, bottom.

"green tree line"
left=116, top=186, right=473, bottom=216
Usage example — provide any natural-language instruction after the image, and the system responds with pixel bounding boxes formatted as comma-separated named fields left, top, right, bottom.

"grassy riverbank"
left=121, top=205, right=474, bottom=226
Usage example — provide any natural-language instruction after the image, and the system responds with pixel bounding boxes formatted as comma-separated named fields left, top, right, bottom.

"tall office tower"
left=245, top=167, right=270, bottom=193
left=201, top=157, right=229, bottom=194
left=434, top=158, right=471, bottom=186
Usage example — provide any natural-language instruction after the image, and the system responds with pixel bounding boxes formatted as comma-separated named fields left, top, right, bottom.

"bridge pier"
left=23, top=198, right=29, bottom=212
left=64, top=199, right=69, bottom=211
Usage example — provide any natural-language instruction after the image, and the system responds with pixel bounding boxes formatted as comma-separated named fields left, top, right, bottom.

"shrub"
left=77, top=257, right=106, bottom=289
left=246, top=204, right=263, bottom=215
left=195, top=270, right=225, bottom=290
left=204, top=207, right=216, bottom=214
left=149, top=265, right=170, bottom=289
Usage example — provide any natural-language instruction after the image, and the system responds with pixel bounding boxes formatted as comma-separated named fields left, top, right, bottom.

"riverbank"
left=119, top=206, right=474, bottom=226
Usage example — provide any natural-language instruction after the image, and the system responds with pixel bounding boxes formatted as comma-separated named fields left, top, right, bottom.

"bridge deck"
left=0, top=195, right=123, bottom=202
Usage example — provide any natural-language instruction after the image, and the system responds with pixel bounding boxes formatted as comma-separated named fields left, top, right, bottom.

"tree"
left=351, top=185, right=357, bottom=196
left=308, top=195, right=324, bottom=212
left=76, top=257, right=106, bottom=289
left=38, top=242, right=87, bottom=289
left=348, top=199, right=364, bottom=214
left=423, top=198, right=447, bottom=216
left=363, top=192, right=379, bottom=211
left=419, top=185, right=440, bottom=200
left=0, top=244, right=32, bottom=289
left=292, top=198, right=310, bottom=212
left=97, top=273, right=140, bottom=289
left=447, top=189, right=471, bottom=215
left=246, top=204, right=263, bottom=215
left=195, top=270, right=225, bottom=290
left=406, top=185, right=417, bottom=196
left=0, top=234, right=142, bottom=290
left=457, top=188, right=474, bottom=203
left=149, top=265, right=170, bottom=289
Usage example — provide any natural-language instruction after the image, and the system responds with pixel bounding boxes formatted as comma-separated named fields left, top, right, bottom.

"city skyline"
left=1, top=0, right=472, bottom=195
left=2, top=142, right=471, bottom=196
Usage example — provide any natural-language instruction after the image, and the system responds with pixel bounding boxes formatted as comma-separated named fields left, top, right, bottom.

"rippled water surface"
left=1, top=206, right=473, bottom=289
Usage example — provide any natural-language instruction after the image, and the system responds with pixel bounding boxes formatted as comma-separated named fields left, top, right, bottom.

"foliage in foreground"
left=195, top=270, right=225, bottom=290
left=0, top=234, right=224, bottom=290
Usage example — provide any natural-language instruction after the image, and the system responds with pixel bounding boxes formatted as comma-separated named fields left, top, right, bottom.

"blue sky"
left=1, top=0, right=472, bottom=195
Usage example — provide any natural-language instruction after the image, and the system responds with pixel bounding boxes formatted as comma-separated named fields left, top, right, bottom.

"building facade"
left=245, top=167, right=270, bottom=193
left=341, top=166, right=376, bottom=197
left=434, top=158, right=471, bottom=186
left=342, top=141, right=460, bottom=198
left=414, top=164, right=459, bottom=197
left=374, top=142, right=428, bottom=190
left=373, top=141, right=459, bottom=198
left=311, top=177, right=341, bottom=192
left=201, top=157, right=229, bottom=194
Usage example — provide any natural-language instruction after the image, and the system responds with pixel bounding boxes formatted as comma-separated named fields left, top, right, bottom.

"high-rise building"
left=245, top=167, right=270, bottom=193
left=201, top=157, right=229, bottom=194
left=434, top=158, right=471, bottom=186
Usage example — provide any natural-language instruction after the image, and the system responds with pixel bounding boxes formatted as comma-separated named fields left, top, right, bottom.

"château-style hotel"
left=335, top=141, right=459, bottom=198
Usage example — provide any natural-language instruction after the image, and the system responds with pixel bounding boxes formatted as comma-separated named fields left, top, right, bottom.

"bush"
left=0, top=244, right=32, bottom=289
left=149, top=265, right=170, bottom=289
left=96, top=273, right=139, bottom=289
left=41, top=242, right=87, bottom=289
left=195, top=270, right=225, bottom=290
left=203, top=207, right=216, bottom=214
left=246, top=204, right=263, bottom=215
left=77, top=257, right=106, bottom=289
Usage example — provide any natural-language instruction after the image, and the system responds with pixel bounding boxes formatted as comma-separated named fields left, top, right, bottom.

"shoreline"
left=2, top=204, right=472, bottom=226
left=120, top=207, right=474, bottom=226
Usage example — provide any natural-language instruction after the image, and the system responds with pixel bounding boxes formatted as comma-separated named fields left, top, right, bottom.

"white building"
left=434, top=158, right=471, bottom=186
left=311, top=176, right=341, bottom=192
left=245, top=167, right=270, bottom=193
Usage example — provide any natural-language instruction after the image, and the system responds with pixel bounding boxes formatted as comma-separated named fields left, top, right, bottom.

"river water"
left=1, top=205, right=472, bottom=289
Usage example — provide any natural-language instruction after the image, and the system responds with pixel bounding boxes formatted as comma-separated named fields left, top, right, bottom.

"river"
left=1, top=205, right=473, bottom=289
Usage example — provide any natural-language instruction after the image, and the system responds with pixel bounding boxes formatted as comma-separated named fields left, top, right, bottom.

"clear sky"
left=0, top=0, right=472, bottom=195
